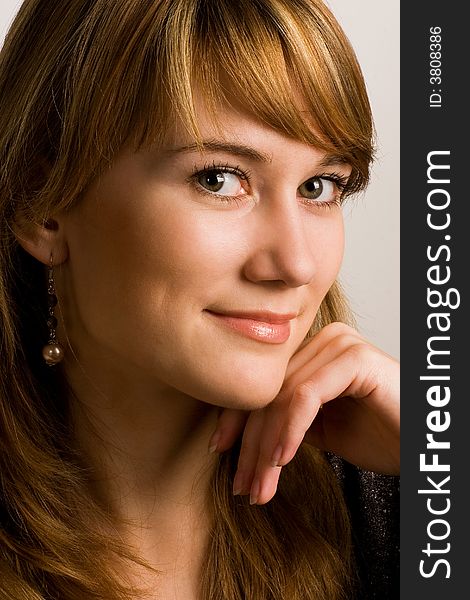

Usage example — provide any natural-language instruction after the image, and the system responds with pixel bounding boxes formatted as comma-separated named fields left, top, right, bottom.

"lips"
left=204, top=309, right=296, bottom=344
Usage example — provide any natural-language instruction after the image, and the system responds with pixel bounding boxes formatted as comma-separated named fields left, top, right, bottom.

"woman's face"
left=59, top=99, right=348, bottom=409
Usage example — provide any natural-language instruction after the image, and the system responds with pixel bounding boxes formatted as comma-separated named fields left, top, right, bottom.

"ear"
left=14, top=216, right=68, bottom=266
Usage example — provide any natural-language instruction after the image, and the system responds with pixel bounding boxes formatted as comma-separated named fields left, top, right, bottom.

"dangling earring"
left=42, top=254, right=64, bottom=366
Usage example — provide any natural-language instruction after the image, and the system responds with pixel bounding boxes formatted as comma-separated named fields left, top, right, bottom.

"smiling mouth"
left=204, top=309, right=296, bottom=344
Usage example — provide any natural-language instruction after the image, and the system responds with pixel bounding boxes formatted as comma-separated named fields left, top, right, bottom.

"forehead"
left=162, top=90, right=351, bottom=169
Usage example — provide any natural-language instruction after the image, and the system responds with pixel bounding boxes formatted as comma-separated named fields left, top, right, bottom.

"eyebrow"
left=168, top=140, right=272, bottom=163
left=168, top=139, right=350, bottom=169
left=317, top=154, right=351, bottom=169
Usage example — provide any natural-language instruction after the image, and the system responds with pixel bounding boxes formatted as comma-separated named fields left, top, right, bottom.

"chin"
left=192, top=365, right=286, bottom=412
left=167, top=338, right=295, bottom=410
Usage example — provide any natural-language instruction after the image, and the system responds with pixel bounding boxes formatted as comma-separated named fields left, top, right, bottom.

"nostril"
left=242, top=248, right=316, bottom=288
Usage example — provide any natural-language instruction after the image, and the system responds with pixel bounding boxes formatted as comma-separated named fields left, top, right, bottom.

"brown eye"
left=299, top=177, right=322, bottom=199
left=298, top=177, right=336, bottom=203
left=197, top=170, right=242, bottom=195
left=198, top=171, right=225, bottom=192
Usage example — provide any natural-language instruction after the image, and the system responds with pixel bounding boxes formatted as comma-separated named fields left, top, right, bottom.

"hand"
left=208, top=322, right=400, bottom=505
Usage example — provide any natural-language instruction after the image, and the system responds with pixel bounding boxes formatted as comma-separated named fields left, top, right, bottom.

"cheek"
left=145, top=211, right=242, bottom=289
left=310, top=217, right=344, bottom=289
left=292, top=218, right=343, bottom=345
left=329, top=224, right=344, bottom=278
left=61, top=183, right=245, bottom=350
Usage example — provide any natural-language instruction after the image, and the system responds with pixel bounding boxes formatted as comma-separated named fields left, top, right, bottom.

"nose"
left=242, top=196, right=317, bottom=287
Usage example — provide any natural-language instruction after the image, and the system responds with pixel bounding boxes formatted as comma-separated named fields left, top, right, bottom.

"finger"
left=208, top=408, right=249, bottom=453
left=281, top=332, right=366, bottom=403
left=247, top=400, right=287, bottom=504
left=232, top=410, right=265, bottom=496
left=247, top=336, right=364, bottom=505
left=275, top=345, right=370, bottom=467
left=251, top=340, right=366, bottom=504
left=286, top=321, right=363, bottom=380
left=249, top=462, right=282, bottom=506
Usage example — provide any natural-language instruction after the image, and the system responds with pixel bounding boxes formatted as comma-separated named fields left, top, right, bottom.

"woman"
left=0, top=0, right=399, bottom=598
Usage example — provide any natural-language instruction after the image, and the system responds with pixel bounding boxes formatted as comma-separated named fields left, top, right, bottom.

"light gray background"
left=1, top=1, right=399, bottom=359
left=328, top=1, right=400, bottom=359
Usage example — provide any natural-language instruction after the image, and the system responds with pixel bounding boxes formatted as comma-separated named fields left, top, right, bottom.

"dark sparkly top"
left=326, top=454, right=400, bottom=600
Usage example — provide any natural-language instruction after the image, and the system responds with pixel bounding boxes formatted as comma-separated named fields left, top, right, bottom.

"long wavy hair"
left=0, top=1, right=374, bottom=598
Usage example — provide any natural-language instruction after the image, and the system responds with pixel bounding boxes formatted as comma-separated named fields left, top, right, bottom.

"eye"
left=196, top=170, right=245, bottom=196
left=298, top=177, right=336, bottom=202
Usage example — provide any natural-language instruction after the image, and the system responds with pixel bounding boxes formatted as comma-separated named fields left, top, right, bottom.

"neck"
left=65, top=352, right=220, bottom=575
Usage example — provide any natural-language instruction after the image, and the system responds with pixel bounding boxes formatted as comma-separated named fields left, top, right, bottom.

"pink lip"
left=205, top=310, right=296, bottom=344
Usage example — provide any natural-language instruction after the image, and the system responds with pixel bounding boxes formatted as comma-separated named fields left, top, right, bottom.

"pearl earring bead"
left=42, top=343, right=64, bottom=365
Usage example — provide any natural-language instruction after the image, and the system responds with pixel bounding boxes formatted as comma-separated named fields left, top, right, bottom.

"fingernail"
left=233, top=470, right=244, bottom=496
left=249, top=479, right=260, bottom=505
left=271, top=444, right=283, bottom=467
left=208, top=431, right=220, bottom=454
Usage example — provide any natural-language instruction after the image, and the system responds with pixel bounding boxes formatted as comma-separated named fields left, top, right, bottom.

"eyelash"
left=188, top=162, right=349, bottom=208
left=187, top=162, right=251, bottom=206
left=314, top=172, right=350, bottom=206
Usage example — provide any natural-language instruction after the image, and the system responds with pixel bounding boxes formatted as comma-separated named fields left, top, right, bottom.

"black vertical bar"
left=401, top=2, right=468, bottom=597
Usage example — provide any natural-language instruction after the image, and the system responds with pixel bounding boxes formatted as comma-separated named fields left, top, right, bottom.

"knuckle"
left=294, top=380, right=318, bottom=403
left=329, top=332, right=363, bottom=355
left=344, top=341, right=374, bottom=362
left=323, top=321, right=357, bottom=337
